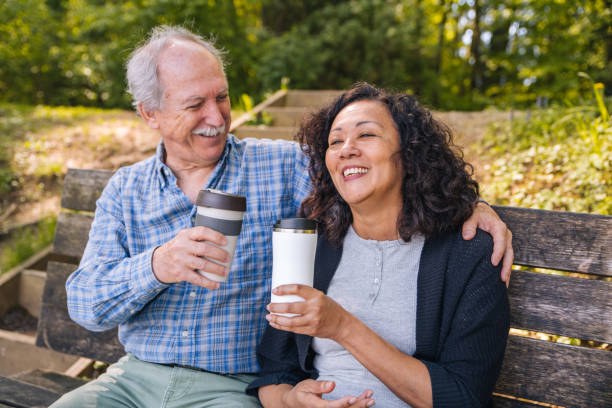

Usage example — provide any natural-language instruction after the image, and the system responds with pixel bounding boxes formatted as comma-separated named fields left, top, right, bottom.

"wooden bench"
left=1, top=168, right=610, bottom=407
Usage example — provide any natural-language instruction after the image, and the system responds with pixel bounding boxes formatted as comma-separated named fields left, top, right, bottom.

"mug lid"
left=196, top=189, right=247, bottom=211
left=274, top=218, right=318, bottom=231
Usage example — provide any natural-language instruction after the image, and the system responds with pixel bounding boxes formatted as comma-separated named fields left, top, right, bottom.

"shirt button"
left=374, top=278, right=379, bottom=284
left=182, top=330, right=189, bottom=337
left=189, top=291, right=196, bottom=297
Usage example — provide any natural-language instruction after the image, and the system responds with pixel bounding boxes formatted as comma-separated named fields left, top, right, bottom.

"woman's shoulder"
left=422, top=228, right=499, bottom=286
left=429, top=228, right=494, bottom=261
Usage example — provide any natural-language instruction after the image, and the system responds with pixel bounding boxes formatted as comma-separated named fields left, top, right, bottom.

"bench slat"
left=37, top=303, right=123, bottom=364
left=36, top=262, right=123, bottom=363
left=492, top=395, right=542, bottom=407
left=494, top=335, right=612, bottom=407
left=494, top=206, right=612, bottom=276
left=61, top=168, right=113, bottom=212
left=0, top=376, right=60, bottom=408
left=53, top=212, right=93, bottom=260
left=508, top=269, right=612, bottom=343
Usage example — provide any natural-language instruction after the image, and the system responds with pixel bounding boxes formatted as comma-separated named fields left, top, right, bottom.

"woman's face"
left=325, top=100, right=403, bottom=211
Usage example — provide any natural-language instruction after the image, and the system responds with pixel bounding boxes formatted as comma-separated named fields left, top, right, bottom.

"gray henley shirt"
left=312, top=225, right=425, bottom=407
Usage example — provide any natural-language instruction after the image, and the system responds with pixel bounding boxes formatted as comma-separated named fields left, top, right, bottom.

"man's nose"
left=203, top=101, right=225, bottom=127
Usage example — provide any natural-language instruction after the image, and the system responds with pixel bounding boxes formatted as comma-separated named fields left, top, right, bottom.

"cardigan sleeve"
left=246, top=325, right=311, bottom=397
left=421, top=233, right=510, bottom=407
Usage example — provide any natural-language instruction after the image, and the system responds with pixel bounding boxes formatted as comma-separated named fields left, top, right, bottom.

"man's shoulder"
left=232, top=135, right=302, bottom=156
left=107, top=154, right=158, bottom=187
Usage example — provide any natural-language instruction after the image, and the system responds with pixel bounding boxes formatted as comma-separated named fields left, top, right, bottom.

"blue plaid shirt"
left=66, top=134, right=311, bottom=374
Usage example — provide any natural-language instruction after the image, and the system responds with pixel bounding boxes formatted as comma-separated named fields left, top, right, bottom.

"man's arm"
left=462, top=202, right=514, bottom=284
left=65, top=170, right=169, bottom=331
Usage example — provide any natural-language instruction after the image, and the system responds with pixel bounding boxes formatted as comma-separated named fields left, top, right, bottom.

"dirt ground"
left=3, top=109, right=509, bottom=229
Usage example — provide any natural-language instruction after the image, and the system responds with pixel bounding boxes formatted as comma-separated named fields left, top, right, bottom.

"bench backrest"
left=38, top=168, right=612, bottom=407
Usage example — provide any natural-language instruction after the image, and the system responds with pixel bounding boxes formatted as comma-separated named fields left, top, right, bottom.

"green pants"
left=50, top=354, right=262, bottom=408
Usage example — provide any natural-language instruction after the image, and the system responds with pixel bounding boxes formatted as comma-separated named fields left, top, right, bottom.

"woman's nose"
left=339, top=138, right=359, bottom=158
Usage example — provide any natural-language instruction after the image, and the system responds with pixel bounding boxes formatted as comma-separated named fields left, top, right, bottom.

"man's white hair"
left=126, top=25, right=226, bottom=112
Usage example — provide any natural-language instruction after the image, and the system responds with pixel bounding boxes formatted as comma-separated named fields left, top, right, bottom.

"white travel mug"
left=271, top=218, right=318, bottom=316
left=194, top=189, right=247, bottom=282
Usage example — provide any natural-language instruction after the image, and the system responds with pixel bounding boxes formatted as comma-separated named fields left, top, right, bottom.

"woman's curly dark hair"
left=298, top=82, right=479, bottom=247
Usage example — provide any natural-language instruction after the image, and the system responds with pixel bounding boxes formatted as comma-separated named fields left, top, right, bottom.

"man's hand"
left=151, top=226, right=229, bottom=289
left=462, top=202, right=514, bottom=285
left=281, top=380, right=375, bottom=408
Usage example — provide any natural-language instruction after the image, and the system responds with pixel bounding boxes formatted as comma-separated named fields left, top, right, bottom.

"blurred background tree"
left=0, top=0, right=610, bottom=110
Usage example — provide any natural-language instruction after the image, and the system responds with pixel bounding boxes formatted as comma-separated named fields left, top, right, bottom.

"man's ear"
left=137, top=102, right=160, bottom=129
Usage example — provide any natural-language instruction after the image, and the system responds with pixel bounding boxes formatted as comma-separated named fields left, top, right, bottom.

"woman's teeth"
left=343, top=167, right=368, bottom=177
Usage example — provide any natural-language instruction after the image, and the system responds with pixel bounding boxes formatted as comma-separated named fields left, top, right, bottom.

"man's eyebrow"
left=183, top=88, right=229, bottom=104
left=183, top=96, right=205, bottom=104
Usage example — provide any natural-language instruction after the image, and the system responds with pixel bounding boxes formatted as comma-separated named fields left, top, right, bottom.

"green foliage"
left=477, top=83, right=612, bottom=215
left=258, top=0, right=416, bottom=92
left=0, top=216, right=57, bottom=274
left=0, top=0, right=611, bottom=110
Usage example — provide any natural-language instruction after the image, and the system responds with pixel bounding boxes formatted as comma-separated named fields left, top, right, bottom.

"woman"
left=247, top=83, right=509, bottom=407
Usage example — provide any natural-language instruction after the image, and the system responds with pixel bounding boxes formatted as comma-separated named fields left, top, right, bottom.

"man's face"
left=145, top=40, right=231, bottom=170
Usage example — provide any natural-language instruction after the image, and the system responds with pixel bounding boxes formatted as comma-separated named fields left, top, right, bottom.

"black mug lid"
left=274, top=218, right=318, bottom=230
left=196, top=189, right=247, bottom=211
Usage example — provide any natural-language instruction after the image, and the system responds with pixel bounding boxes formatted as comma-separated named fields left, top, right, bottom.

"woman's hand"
left=280, top=380, right=375, bottom=408
left=462, top=201, right=514, bottom=285
left=266, top=285, right=353, bottom=341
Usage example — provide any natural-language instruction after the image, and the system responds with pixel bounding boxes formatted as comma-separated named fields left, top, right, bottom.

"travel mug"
left=271, top=218, right=318, bottom=316
left=194, top=189, right=247, bottom=282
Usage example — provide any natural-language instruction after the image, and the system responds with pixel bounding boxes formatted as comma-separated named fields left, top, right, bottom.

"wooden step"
left=19, top=270, right=46, bottom=319
left=10, top=369, right=87, bottom=395
left=233, top=126, right=296, bottom=141
left=0, top=330, right=80, bottom=377
left=264, top=107, right=311, bottom=127
left=284, top=90, right=343, bottom=107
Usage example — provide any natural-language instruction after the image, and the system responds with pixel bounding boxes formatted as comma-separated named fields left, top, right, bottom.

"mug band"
left=273, top=228, right=317, bottom=234
left=195, top=214, right=243, bottom=236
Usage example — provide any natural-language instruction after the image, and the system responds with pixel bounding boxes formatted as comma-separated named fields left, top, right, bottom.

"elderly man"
left=52, top=26, right=513, bottom=407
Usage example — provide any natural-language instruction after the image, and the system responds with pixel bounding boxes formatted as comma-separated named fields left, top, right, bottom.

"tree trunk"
left=433, top=0, right=449, bottom=106
left=470, top=0, right=483, bottom=91
left=412, top=0, right=424, bottom=96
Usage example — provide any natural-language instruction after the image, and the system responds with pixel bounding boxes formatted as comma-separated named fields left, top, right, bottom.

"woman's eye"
left=329, top=139, right=342, bottom=146
left=359, top=133, right=375, bottom=138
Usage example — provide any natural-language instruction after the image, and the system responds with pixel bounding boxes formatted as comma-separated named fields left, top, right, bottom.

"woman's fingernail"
left=349, top=398, right=356, bottom=404
left=367, top=401, right=375, bottom=407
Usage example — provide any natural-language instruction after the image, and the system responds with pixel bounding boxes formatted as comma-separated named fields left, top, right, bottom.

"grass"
left=0, top=216, right=57, bottom=274
left=0, top=103, right=123, bottom=196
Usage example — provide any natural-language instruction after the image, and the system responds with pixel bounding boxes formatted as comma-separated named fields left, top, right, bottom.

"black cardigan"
left=247, top=229, right=509, bottom=407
